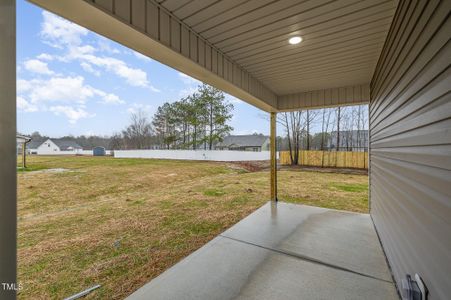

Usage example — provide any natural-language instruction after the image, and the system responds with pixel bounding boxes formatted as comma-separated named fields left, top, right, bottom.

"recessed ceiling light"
left=289, top=36, right=302, bottom=45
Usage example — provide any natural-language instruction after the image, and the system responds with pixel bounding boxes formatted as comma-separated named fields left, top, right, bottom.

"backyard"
left=17, top=156, right=368, bottom=299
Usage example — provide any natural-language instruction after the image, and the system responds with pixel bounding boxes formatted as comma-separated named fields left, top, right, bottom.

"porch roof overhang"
left=29, top=0, right=397, bottom=112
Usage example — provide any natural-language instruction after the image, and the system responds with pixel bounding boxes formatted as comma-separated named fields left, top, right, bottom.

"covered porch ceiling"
left=29, top=0, right=397, bottom=112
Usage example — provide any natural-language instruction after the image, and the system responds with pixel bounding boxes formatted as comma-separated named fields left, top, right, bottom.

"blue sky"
left=16, top=0, right=269, bottom=137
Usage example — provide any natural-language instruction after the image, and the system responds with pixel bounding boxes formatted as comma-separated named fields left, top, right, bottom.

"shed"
left=93, top=146, right=106, bottom=156
left=16, top=134, right=31, bottom=168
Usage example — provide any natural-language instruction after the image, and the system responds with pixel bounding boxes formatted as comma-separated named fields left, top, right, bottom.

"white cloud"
left=20, top=75, right=124, bottom=106
left=17, top=96, right=38, bottom=112
left=24, top=59, right=54, bottom=75
left=49, top=106, right=94, bottom=124
left=68, top=45, right=96, bottom=57
left=95, top=91, right=125, bottom=105
left=97, top=38, right=121, bottom=54
left=17, top=79, right=32, bottom=93
left=40, top=11, right=88, bottom=48
left=17, top=75, right=124, bottom=124
left=25, top=76, right=96, bottom=104
left=81, top=54, right=154, bottom=89
left=37, top=53, right=53, bottom=61
left=38, top=12, right=160, bottom=92
left=66, top=51, right=160, bottom=91
left=80, top=62, right=100, bottom=76
left=127, top=103, right=153, bottom=115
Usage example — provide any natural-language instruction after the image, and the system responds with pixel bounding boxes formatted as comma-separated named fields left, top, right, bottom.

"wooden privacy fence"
left=279, top=150, right=368, bottom=169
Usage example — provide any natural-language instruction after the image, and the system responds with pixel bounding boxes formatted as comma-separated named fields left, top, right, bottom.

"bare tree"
left=321, top=108, right=333, bottom=167
left=122, top=109, right=152, bottom=149
left=109, top=132, right=123, bottom=150
left=278, top=111, right=304, bottom=165
left=305, top=110, right=319, bottom=150
left=341, top=107, right=352, bottom=151
left=336, top=107, right=341, bottom=151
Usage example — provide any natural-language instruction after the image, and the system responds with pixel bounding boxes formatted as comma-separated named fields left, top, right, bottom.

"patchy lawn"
left=18, top=156, right=368, bottom=299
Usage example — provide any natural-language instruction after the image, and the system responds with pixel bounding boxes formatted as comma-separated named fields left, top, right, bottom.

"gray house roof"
left=27, top=138, right=46, bottom=149
left=51, top=139, right=82, bottom=151
left=216, top=135, right=269, bottom=148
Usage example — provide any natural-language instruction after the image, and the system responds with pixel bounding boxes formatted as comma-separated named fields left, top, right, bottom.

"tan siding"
left=278, top=84, right=370, bottom=111
left=113, top=0, right=130, bottom=23
left=369, top=1, right=451, bottom=299
left=131, top=0, right=145, bottom=30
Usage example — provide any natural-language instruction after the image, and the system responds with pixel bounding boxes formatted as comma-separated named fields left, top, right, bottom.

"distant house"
left=36, top=138, right=82, bottom=155
left=27, top=138, right=46, bottom=154
left=215, top=135, right=270, bottom=152
left=327, top=130, right=368, bottom=151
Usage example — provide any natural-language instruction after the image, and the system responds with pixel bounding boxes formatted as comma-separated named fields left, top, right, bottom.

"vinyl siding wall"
left=369, top=0, right=451, bottom=299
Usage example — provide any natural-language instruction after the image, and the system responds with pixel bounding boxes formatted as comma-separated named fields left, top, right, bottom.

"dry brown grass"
left=18, top=156, right=368, bottom=299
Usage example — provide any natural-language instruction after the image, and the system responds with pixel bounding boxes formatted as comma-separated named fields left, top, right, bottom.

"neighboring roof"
left=216, top=135, right=269, bottom=148
left=51, top=139, right=82, bottom=150
left=27, top=138, right=46, bottom=149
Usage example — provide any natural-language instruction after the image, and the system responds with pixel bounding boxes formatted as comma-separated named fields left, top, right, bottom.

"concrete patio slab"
left=222, top=202, right=392, bottom=281
left=127, top=202, right=398, bottom=300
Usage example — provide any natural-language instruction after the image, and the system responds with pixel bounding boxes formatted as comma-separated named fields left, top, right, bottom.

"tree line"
left=112, top=84, right=234, bottom=150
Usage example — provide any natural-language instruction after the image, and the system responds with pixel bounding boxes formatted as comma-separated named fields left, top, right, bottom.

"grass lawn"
left=18, top=156, right=368, bottom=299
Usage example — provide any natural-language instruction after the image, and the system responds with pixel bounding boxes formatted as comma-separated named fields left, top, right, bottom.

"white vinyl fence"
left=79, top=150, right=112, bottom=156
left=35, top=149, right=112, bottom=156
left=114, top=150, right=273, bottom=161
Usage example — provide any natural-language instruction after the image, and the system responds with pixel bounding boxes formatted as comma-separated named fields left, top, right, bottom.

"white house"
left=36, top=138, right=82, bottom=155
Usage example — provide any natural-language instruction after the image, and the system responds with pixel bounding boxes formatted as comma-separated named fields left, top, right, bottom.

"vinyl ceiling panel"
left=160, top=0, right=397, bottom=95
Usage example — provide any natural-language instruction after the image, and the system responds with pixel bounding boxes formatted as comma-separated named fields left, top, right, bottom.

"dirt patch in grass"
left=18, top=156, right=368, bottom=299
